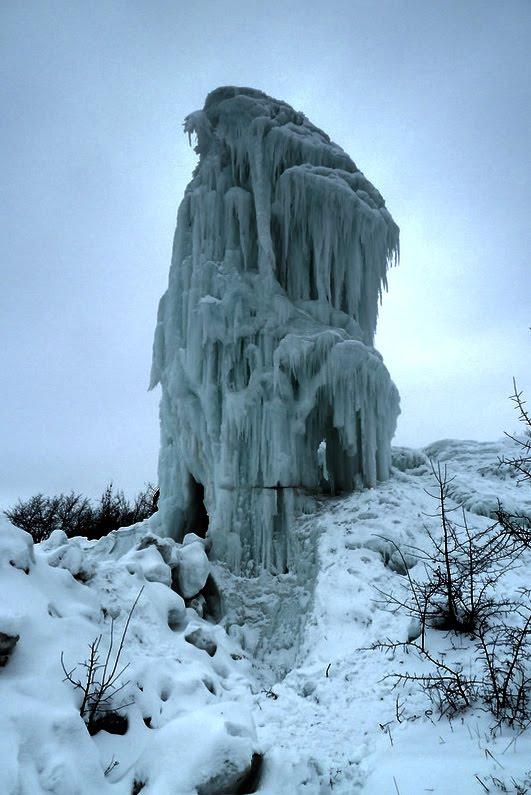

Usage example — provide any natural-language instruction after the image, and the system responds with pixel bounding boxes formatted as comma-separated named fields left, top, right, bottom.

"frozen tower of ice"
left=151, top=87, right=400, bottom=573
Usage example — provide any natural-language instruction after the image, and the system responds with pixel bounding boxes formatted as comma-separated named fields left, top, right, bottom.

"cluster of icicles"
left=151, top=87, right=400, bottom=573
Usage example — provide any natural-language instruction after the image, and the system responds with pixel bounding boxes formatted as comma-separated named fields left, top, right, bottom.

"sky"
left=1, top=0, right=530, bottom=507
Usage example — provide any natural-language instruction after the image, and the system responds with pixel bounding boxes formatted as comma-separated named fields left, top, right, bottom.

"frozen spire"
left=151, top=87, right=400, bottom=573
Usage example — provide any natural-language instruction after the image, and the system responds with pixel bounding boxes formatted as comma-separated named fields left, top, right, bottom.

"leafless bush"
left=4, top=492, right=84, bottom=543
left=495, top=380, right=531, bottom=551
left=378, top=601, right=531, bottom=729
left=373, top=454, right=531, bottom=727
left=496, top=505, right=531, bottom=551
left=371, top=638, right=476, bottom=717
left=377, top=462, right=520, bottom=645
left=61, top=588, right=143, bottom=735
left=4, top=483, right=158, bottom=543
left=500, top=379, right=531, bottom=484
left=475, top=604, right=531, bottom=728
left=373, top=375, right=531, bottom=728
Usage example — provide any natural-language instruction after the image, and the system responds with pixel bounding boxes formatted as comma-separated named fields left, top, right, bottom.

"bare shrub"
left=500, top=379, right=531, bottom=484
left=377, top=462, right=520, bottom=647
left=5, top=494, right=64, bottom=543
left=475, top=607, right=531, bottom=727
left=373, top=445, right=531, bottom=727
left=61, top=588, right=143, bottom=735
left=4, top=482, right=158, bottom=543
left=377, top=600, right=531, bottom=729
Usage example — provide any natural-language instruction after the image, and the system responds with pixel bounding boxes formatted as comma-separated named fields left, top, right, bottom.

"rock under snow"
left=0, top=631, right=18, bottom=667
left=123, top=545, right=172, bottom=587
left=182, top=531, right=208, bottom=548
left=185, top=627, right=218, bottom=657
left=131, top=703, right=256, bottom=795
left=175, top=541, right=210, bottom=598
left=0, top=521, right=35, bottom=573
left=44, top=537, right=97, bottom=582
left=137, top=532, right=179, bottom=566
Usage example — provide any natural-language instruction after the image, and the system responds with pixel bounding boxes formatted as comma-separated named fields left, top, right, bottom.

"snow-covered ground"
left=1, top=438, right=530, bottom=793
left=220, top=438, right=531, bottom=793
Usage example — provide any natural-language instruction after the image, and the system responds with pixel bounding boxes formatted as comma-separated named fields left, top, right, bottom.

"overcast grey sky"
left=1, top=0, right=529, bottom=507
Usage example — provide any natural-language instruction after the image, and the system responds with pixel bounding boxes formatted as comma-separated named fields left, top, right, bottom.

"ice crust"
left=151, top=86, right=400, bottom=572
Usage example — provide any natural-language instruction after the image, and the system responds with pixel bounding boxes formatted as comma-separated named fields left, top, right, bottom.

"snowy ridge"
left=151, top=87, right=399, bottom=572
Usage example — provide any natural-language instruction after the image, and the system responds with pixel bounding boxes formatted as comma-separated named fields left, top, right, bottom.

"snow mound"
left=0, top=518, right=259, bottom=795
left=150, top=86, right=399, bottom=573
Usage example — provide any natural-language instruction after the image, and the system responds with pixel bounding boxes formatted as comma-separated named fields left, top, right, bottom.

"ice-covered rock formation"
left=151, top=86, right=400, bottom=573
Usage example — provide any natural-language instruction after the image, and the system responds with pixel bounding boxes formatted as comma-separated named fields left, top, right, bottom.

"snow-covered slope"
left=1, top=437, right=530, bottom=793
left=218, top=437, right=531, bottom=793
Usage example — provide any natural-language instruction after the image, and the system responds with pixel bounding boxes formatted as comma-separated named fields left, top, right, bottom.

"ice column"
left=150, top=87, right=400, bottom=573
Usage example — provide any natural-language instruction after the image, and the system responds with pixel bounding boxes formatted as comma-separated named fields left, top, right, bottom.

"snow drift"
left=151, top=86, right=400, bottom=573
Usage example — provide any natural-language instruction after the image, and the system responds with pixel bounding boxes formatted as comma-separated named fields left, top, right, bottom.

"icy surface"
left=150, top=86, right=400, bottom=572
